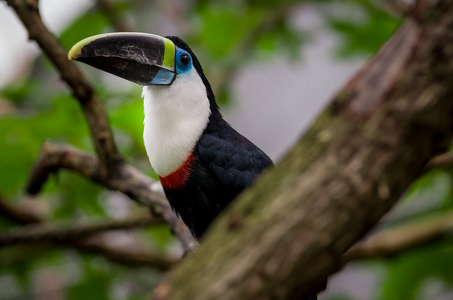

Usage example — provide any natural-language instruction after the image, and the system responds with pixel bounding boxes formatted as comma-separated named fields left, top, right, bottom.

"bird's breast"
left=142, top=77, right=210, bottom=177
left=159, top=152, right=195, bottom=189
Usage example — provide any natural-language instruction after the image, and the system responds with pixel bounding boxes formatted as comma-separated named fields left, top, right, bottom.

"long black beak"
left=68, top=33, right=176, bottom=85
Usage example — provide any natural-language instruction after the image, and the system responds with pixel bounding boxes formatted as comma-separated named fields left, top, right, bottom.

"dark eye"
left=180, top=54, right=190, bottom=66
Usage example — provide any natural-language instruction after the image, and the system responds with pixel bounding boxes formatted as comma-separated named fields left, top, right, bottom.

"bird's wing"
left=195, top=131, right=273, bottom=208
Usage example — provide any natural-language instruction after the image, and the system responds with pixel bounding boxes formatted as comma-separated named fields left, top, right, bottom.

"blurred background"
left=1, top=0, right=453, bottom=299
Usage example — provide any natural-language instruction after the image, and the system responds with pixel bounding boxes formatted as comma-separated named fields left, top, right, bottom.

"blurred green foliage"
left=1, top=0, right=452, bottom=299
left=380, top=239, right=453, bottom=300
left=321, top=0, right=401, bottom=57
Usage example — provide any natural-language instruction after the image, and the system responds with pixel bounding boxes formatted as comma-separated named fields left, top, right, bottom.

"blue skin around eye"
left=175, top=48, right=193, bottom=74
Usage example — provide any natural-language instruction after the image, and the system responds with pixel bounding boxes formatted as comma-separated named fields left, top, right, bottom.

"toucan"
left=68, top=33, right=273, bottom=239
left=68, top=33, right=323, bottom=299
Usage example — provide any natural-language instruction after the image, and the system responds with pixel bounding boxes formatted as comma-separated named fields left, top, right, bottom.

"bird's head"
left=68, top=33, right=217, bottom=110
left=69, top=33, right=221, bottom=177
left=69, top=33, right=185, bottom=85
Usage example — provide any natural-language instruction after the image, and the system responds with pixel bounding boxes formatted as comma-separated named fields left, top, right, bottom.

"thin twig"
left=70, top=238, right=177, bottom=271
left=0, top=194, right=41, bottom=224
left=0, top=196, right=178, bottom=270
left=25, top=142, right=198, bottom=252
left=424, top=152, right=453, bottom=172
left=344, top=211, right=453, bottom=262
left=0, top=238, right=177, bottom=271
left=0, top=215, right=160, bottom=247
left=25, top=143, right=162, bottom=207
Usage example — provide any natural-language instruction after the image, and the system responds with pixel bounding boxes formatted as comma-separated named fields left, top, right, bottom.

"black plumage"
left=164, top=116, right=273, bottom=239
left=163, top=37, right=273, bottom=239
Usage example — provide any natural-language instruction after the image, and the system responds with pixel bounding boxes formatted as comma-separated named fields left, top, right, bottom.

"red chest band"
left=159, top=153, right=195, bottom=190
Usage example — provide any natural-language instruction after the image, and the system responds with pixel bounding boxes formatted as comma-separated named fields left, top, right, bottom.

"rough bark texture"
left=154, top=1, right=453, bottom=299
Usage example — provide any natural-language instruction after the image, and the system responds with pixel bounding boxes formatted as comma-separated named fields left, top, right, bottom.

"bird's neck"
left=142, top=73, right=211, bottom=177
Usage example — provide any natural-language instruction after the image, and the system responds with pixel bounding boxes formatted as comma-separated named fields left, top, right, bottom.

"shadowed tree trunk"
left=152, top=0, right=453, bottom=299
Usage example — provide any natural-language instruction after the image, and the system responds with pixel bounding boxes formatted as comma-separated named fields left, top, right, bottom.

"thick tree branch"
left=152, top=1, right=453, bottom=299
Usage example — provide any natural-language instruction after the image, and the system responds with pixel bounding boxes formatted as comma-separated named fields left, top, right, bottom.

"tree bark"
left=153, top=1, right=453, bottom=299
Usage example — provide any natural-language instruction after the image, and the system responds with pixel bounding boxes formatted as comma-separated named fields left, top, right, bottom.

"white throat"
left=142, top=68, right=211, bottom=177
